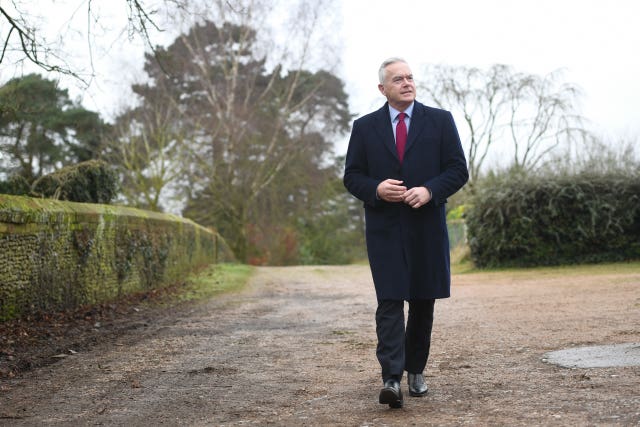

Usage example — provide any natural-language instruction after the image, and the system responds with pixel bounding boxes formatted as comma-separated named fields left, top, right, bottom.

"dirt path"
left=1, top=265, right=639, bottom=426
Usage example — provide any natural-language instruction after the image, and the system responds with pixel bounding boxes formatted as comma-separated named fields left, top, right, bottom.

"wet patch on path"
left=544, top=343, right=640, bottom=368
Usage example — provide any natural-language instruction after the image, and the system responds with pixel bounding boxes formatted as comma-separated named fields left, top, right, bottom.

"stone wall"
left=0, top=195, right=233, bottom=321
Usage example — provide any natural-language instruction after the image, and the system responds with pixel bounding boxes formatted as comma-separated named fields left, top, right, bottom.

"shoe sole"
left=408, top=389, right=428, bottom=397
left=379, top=388, right=403, bottom=408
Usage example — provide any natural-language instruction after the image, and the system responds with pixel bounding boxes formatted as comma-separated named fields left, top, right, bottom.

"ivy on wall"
left=0, top=195, right=234, bottom=321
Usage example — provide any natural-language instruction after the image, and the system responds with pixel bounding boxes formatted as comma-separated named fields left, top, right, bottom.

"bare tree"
left=419, top=64, right=585, bottom=182
left=544, top=133, right=640, bottom=176
left=107, top=99, right=187, bottom=212
left=0, top=1, right=185, bottom=81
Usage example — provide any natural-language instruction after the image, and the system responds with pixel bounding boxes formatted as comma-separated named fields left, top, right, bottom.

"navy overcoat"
left=343, top=101, right=468, bottom=300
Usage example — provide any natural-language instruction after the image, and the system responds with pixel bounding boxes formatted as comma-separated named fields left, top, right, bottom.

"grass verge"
left=467, top=260, right=640, bottom=278
left=450, top=244, right=640, bottom=277
left=178, top=263, right=254, bottom=302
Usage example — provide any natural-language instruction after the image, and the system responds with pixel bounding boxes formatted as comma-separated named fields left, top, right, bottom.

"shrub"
left=0, top=175, right=31, bottom=196
left=466, top=171, right=640, bottom=267
left=32, top=160, right=118, bottom=204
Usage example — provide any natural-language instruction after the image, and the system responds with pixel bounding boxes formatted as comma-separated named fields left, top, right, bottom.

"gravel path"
left=1, top=265, right=639, bottom=426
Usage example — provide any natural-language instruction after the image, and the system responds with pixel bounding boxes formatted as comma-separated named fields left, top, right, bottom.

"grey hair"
left=378, top=57, right=408, bottom=84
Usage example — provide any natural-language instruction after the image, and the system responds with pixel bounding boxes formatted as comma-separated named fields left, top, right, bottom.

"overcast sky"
left=339, top=0, right=640, bottom=150
left=4, top=0, right=639, bottom=156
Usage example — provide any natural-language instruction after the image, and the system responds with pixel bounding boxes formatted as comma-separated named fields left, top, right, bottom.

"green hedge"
left=31, top=159, right=118, bottom=204
left=466, top=172, right=640, bottom=267
left=1, top=160, right=118, bottom=204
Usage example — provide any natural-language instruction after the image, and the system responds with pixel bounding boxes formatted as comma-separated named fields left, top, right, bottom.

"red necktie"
left=396, top=112, right=407, bottom=163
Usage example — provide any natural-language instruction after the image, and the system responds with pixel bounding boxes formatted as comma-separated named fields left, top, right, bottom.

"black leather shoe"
left=379, top=379, right=403, bottom=408
left=408, top=373, right=428, bottom=397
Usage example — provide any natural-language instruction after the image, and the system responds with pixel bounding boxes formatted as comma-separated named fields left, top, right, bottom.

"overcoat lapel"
left=405, top=102, right=427, bottom=157
left=373, top=104, right=399, bottom=161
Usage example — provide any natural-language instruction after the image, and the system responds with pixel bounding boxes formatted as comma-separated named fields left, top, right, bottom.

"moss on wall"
left=0, top=195, right=234, bottom=321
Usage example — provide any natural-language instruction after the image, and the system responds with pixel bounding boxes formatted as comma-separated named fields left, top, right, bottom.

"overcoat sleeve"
left=343, top=117, right=384, bottom=208
left=423, top=111, right=468, bottom=206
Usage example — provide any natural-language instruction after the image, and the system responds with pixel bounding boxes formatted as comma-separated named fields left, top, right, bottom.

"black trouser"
left=375, top=299, right=435, bottom=382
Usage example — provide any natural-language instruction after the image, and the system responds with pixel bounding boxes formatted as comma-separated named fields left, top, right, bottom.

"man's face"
left=378, top=61, right=416, bottom=110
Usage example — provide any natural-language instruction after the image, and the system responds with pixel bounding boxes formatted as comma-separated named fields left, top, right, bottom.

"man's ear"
left=378, top=84, right=385, bottom=96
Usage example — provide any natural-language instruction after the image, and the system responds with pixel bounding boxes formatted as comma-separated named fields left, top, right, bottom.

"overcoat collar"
left=373, top=101, right=428, bottom=161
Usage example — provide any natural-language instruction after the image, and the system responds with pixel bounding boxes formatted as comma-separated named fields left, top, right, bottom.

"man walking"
left=343, top=57, right=468, bottom=408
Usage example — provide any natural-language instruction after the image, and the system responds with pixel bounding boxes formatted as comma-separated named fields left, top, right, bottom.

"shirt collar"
left=388, top=102, right=414, bottom=122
